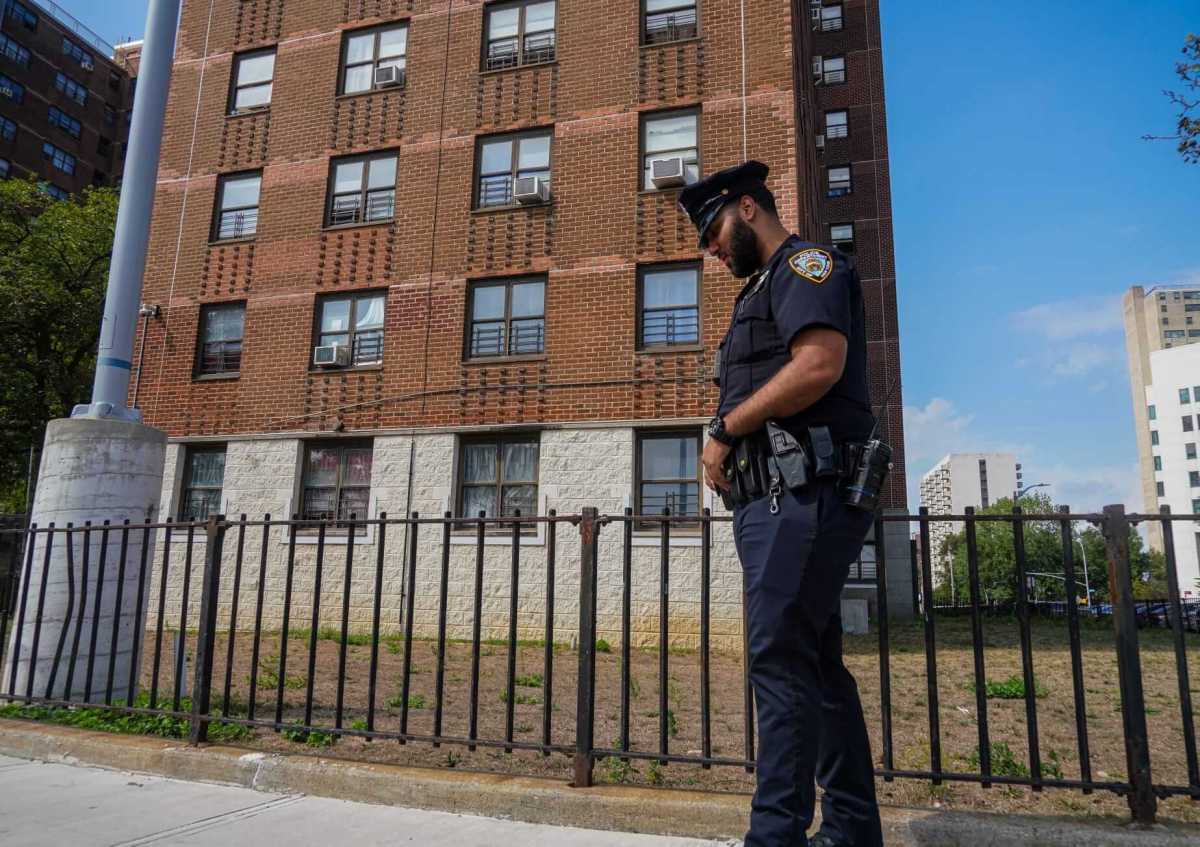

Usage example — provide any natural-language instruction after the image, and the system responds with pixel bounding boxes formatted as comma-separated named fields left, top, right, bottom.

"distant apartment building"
left=0, top=0, right=135, bottom=195
left=919, top=453, right=1020, bottom=570
left=1123, top=284, right=1200, bottom=551
left=1140, top=344, right=1200, bottom=596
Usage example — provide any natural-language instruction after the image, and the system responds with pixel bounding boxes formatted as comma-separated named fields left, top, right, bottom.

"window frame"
left=7, top=1, right=37, bottom=30
left=1151, top=430, right=1159, bottom=447
left=0, top=32, right=31, bottom=67
left=54, top=71, right=87, bottom=106
left=211, top=170, right=262, bottom=241
left=464, top=275, right=547, bottom=360
left=1191, top=471, right=1200, bottom=489
left=821, top=55, right=846, bottom=84
left=325, top=150, right=398, bottom=227
left=0, top=116, right=15, bottom=142
left=481, top=0, right=558, bottom=72
left=829, top=222, right=854, bottom=252
left=48, top=105, right=81, bottom=139
left=180, top=445, right=227, bottom=522
left=824, top=109, right=848, bottom=139
left=194, top=301, right=246, bottom=378
left=636, top=261, right=702, bottom=351
left=338, top=22, right=409, bottom=95
left=817, top=3, right=844, bottom=32
left=1185, top=415, right=1196, bottom=434
left=299, top=439, right=375, bottom=534
left=42, top=141, right=76, bottom=174
left=827, top=164, right=851, bottom=197
left=311, top=290, right=388, bottom=368
left=1186, top=443, right=1198, bottom=460
left=455, top=432, right=541, bottom=533
left=0, top=72, right=25, bottom=104
left=473, top=127, right=553, bottom=209
left=61, top=37, right=93, bottom=70
left=227, top=47, right=276, bottom=114
left=641, top=0, right=699, bottom=46
left=634, top=428, right=703, bottom=531
left=639, top=106, right=701, bottom=192
left=0, top=158, right=9, bottom=178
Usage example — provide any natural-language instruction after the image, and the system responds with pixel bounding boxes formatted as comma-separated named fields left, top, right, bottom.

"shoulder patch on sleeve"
left=787, top=248, right=834, bottom=284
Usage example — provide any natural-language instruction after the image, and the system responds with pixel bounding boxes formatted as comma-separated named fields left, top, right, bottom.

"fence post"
left=189, top=515, right=225, bottom=745
left=573, top=507, right=598, bottom=788
left=1101, top=504, right=1156, bottom=823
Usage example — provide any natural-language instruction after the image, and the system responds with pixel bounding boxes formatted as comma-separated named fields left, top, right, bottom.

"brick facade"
left=133, top=0, right=905, bottom=508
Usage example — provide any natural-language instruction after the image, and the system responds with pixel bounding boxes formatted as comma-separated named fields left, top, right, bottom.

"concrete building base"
left=3, top=417, right=166, bottom=702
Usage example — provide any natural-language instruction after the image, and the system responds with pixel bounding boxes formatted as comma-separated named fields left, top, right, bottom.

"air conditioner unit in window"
left=815, top=133, right=825, bottom=150
left=374, top=65, right=402, bottom=87
left=513, top=175, right=551, bottom=204
left=313, top=344, right=351, bottom=367
left=813, top=57, right=823, bottom=81
left=650, top=156, right=686, bottom=189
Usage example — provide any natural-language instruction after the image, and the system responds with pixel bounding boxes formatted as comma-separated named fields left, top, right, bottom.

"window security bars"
left=213, top=174, right=261, bottom=240
left=0, top=506, right=1195, bottom=825
left=644, top=1, right=698, bottom=45
left=484, top=1, right=556, bottom=71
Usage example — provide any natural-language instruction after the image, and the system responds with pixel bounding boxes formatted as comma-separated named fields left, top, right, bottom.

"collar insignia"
left=788, top=248, right=833, bottom=284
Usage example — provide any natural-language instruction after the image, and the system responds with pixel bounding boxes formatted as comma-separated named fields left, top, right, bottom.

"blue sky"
left=65, top=1, right=1199, bottom=512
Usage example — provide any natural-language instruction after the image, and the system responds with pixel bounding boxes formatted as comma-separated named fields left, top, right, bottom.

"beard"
left=728, top=216, right=762, bottom=278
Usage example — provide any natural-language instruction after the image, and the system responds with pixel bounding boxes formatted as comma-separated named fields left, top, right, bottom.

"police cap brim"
left=677, top=160, right=770, bottom=249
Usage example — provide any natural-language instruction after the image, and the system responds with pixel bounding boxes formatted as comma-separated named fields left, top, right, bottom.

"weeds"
left=0, top=695, right=249, bottom=743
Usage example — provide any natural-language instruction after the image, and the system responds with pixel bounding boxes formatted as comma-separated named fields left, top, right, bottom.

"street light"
left=1014, top=482, right=1049, bottom=504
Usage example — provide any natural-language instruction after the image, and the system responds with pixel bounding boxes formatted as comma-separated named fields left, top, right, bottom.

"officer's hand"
left=702, top=438, right=733, bottom=491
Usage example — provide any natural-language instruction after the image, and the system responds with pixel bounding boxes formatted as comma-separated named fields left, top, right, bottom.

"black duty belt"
left=720, top=423, right=863, bottom=512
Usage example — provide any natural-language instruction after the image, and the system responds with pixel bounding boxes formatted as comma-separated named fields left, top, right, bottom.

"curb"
left=2, top=718, right=1199, bottom=846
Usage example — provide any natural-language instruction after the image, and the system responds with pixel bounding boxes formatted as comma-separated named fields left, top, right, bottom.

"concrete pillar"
left=3, top=418, right=165, bottom=702
left=882, top=510, right=915, bottom=619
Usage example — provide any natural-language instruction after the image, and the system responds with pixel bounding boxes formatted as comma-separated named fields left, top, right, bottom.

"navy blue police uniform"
left=680, top=162, right=884, bottom=847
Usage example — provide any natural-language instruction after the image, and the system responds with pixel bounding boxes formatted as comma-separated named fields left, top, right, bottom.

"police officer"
left=678, top=161, right=883, bottom=847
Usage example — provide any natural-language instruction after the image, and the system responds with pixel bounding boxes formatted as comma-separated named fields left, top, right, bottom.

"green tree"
left=1144, top=33, right=1200, bottom=164
left=0, top=179, right=116, bottom=512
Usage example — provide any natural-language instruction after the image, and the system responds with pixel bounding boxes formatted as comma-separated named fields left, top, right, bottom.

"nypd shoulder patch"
left=788, top=248, right=833, bottom=284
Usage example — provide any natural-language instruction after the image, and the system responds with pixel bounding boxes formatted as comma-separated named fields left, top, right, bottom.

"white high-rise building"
left=919, top=453, right=1021, bottom=572
left=1143, top=344, right=1200, bottom=598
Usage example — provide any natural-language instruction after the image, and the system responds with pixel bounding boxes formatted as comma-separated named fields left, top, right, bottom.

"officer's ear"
left=737, top=194, right=758, bottom=223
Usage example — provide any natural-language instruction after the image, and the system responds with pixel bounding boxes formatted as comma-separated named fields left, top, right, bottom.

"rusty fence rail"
left=0, top=505, right=1196, bottom=824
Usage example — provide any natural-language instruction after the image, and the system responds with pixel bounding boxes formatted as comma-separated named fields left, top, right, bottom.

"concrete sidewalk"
left=0, top=754, right=725, bottom=847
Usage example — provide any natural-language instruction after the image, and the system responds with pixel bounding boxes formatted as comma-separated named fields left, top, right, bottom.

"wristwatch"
left=707, top=415, right=736, bottom=446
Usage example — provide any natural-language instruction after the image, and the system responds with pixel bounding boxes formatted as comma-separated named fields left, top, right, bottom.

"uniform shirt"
left=716, top=234, right=874, bottom=444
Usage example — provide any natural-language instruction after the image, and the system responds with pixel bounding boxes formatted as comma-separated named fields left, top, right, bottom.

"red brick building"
left=132, top=0, right=909, bottom=630
left=0, top=0, right=135, bottom=194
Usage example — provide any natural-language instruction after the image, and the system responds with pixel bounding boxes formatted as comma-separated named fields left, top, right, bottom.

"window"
left=0, top=116, right=15, bottom=142
left=301, top=441, right=374, bottom=529
left=476, top=130, right=551, bottom=208
left=457, top=435, right=539, bottom=522
left=1185, top=415, right=1195, bottom=433
left=1154, top=455, right=1163, bottom=471
left=1187, top=443, right=1197, bottom=460
left=1194, top=499, right=1200, bottom=515
left=55, top=72, right=88, bottom=106
left=212, top=172, right=261, bottom=240
left=1191, top=330, right=1200, bottom=338
left=643, top=0, right=698, bottom=45
left=817, top=3, right=843, bottom=32
left=641, top=109, right=699, bottom=190
left=326, top=152, right=396, bottom=225
left=6, top=1, right=37, bottom=29
left=830, top=222, right=854, bottom=252
left=1157, top=481, right=1165, bottom=497
left=314, top=292, right=386, bottom=366
left=48, top=106, right=81, bottom=139
left=340, top=25, right=406, bottom=94
left=638, top=264, right=699, bottom=348
left=62, top=37, right=93, bottom=70
left=484, top=1, right=556, bottom=71
left=825, top=110, right=848, bottom=139
left=827, top=165, right=851, bottom=197
left=1151, top=430, right=1159, bottom=446
left=1165, top=329, right=1186, bottom=338
left=1148, top=405, right=1157, bottom=421
left=42, top=182, right=68, bottom=200
left=1183, top=388, right=1192, bottom=404
left=1191, top=471, right=1200, bottom=488
left=196, top=302, right=244, bottom=375
left=636, top=430, right=701, bottom=527
left=97, top=136, right=112, bottom=157
left=1162, top=305, right=1169, bottom=312
left=181, top=447, right=226, bottom=521
left=229, top=48, right=275, bottom=112
left=820, top=55, right=845, bottom=84
left=0, top=33, right=30, bottom=67
left=1188, top=304, right=1200, bottom=312
left=0, top=158, right=8, bottom=178
left=42, top=142, right=75, bottom=174
left=103, top=105, right=116, bottom=127
left=467, top=277, right=545, bottom=358
left=0, top=73, right=24, bottom=103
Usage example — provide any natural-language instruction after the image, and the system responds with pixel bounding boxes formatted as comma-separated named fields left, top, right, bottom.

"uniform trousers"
left=732, top=479, right=883, bottom=847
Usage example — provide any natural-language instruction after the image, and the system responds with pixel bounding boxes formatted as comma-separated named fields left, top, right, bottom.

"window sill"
left=209, top=236, right=257, bottom=247
left=335, top=86, right=407, bottom=103
left=193, top=371, right=240, bottom=382
left=227, top=106, right=270, bottom=118
left=471, top=202, right=554, bottom=215
left=637, top=187, right=686, bottom=197
left=479, top=59, right=558, bottom=78
left=309, top=363, right=384, bottom=375
left=461, top=354, right=548, bottom=366
left=639, top=36, right=703, bottom=50
left=637, top=344, right=704, bottom=355
left=321, top=219, right=395, bottom=233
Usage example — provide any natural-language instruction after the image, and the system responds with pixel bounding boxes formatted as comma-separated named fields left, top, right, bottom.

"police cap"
left=677, top=160, right=770, bottom=249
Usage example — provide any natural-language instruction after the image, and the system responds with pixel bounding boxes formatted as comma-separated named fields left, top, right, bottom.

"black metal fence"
left=0, top=505, right=1197, bottom=824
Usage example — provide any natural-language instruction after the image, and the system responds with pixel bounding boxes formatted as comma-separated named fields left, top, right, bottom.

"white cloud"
left=1022, top=462, right=1142, bottom=513
left=1050, top=342, right=1121, bottom=378
left=1011, top=294, right=1123, bottom=341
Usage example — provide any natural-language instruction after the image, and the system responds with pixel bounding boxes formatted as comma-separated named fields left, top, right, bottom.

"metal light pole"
left=1014, top=481, right=1050, bottom=505
left=1075, top=530, right=1092, bottom=609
